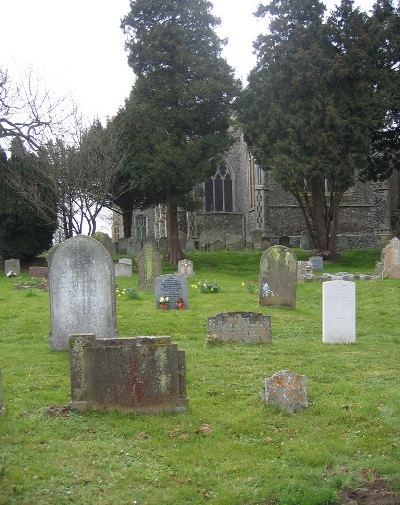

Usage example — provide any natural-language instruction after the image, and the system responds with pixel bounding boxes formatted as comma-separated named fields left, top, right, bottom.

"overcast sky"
left=2, top=0, right=374, bottom=124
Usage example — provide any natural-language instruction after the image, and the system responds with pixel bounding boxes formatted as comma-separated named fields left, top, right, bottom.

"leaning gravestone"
left=259, top=246, right=297, bottom=308
left=5, top=259, right=20, bottom=277
left=300, top=230, right=314, bottom=250
left=207, top=312, right=271, bottom=345
left=49, top=235, right=118, bottom=351
left=155, top=274, right=189, bottom=310
left=263, top=370, right=308, bottom=413
left=137, top=244, right=162, bottom=291
left=382, top=237, right=400, bottom=279
left=69, top=334, right=188, bottom=414
left=323, top=280, right=355, bottom=344
left=0, top=368, right=5, bottom=416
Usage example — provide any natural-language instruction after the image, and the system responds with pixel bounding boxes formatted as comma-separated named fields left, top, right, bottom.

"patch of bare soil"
left=340, top=478, right=400, bottom=505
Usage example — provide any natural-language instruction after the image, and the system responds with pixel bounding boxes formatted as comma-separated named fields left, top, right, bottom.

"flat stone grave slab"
left=263, top=370, right=308, bottom=413
left=207, top=312, right=271, bottom=345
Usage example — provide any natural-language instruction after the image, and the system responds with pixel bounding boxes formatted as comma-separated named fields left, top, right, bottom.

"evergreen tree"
left=236, top=0, right=400, bottom=259
left=0, top=140, right=56, bottom=261
left=119, top=0, right=240, bottom=263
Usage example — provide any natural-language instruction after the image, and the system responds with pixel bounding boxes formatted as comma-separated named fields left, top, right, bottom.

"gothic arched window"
left=205, top=162, right=233, bottom=212
left=135, top=214, right=147, bottom=240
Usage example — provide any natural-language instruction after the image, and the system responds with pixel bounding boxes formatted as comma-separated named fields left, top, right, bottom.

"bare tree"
left=0, top=67, right=74, bottom=150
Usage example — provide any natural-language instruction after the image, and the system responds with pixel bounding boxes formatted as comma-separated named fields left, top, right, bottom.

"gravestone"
left=155, top=274, right=189, bottom=310
left=49, top=235, right=118, bottom=351
left=300, top=230, right=314, bottom=250
left=297, top=261, right=313, bottom=281
left=158, top=236, right=168, bottom=255
left=185, top=238, right=196, bottom=251
left=137, top=244, right=162, bottom=291
left=177, top=259, right=194, bottom=277
left=309, top=255, right=323, bottom=272
left=199, top=230, right=225, bottom=251
left=29, top=266, right=48, bottom=278
left=5, top=259, right=20, bottom=277
left=69, top=334, right=188, bottom=414
left=91, top=232, right=114, bottom=256
left=323, top=280, right=356, bottom=344
left=114, top=258, right=132, bottom=278
left=0, top=368, right=4, bottom=416
left=259, top=246, right=297, bottom=308
left=382, top=237, right=400, bottom=279
left=207, top=312, right=272, bottom=345
left=127, top=237, right=142, bottom=255
left=226, top=233, right=245, bottom=251
left=263, top=370, right=308, bottom=413
left=337, top=235, right=350, bottom=251
left=208, top=239, right=225, bottom=252
left=117, top=238, right=128, bottom=254
left=178, top=231, right=187, bottom=252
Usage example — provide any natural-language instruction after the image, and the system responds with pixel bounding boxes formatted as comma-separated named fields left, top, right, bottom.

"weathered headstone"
left=49, top=235, right=118, bottom=351
left=177, top=259, right=194, bottom=277
left=300, top=230, right=314, bottom=250
left=208, top=239, right=225, bottom=252
left=157, top=236, right=169, bottom=255
left=91, top=232, right=114, bottom=256
left=323, top=280, right=356, bottom=344
left=155, top=274, right=189, bottom=310
left=5, top=259, right=20, bottom=277
left=69, top=334, right=188, bottom=414
left=137, top=244, right=162, bottom=291
left=178, top=231, right=187, bottom=252
left=0, top=368, right=5, bottom=416
left=226, top=233, right=245, bottom=251
left=309, top=255, right=323, bottom=272
left=263, top=370, right=308, bottom=413
left=127, top=237, right=142, bottom=255
left=117, top=237, right=128, bottom=254
left=337, top=235, right=350, bottom=251
left=382, top=237, right=400, bottom=279
left=259, top=246, right=297, bottom=308
left=207, top=312, right=271, bottom=345
left=114, top=258, right=132, bottom=278
left=297, top=261, right=313, bottom=282
left=29, top=266, right=48, bottom=278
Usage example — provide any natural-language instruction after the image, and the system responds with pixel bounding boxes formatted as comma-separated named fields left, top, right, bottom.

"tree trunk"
left=122, top=208, right=133, bottom=239
left=166, top=192, right=183, bottom=264
left=311, top=176, right=330, bottom=259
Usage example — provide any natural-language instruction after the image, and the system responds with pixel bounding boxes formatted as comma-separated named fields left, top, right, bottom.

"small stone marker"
left=114, top=258, right=133, bottom=278
left=69, top=334, right=188, bottom=414
left=177, top=259, right=194, bottom=277
left=323, top=280, right=356, bottom=344
left=297, top=261, right=313, bottom=281
left=137, top=244, right=162, bottom=291
left=155, top=274, right=189, bottom=310
left=28, top=266, right=48, bottom=278
left=382, top=237, right=400, bottom=279
left=263, top=370, right=308, bottom=413
left=5, top=258, right=20, bottom=277
left=259, top=246, right=297, bottom=308
left=0, top=368, right=5, bottom=416
left=49, top=235, right=118, bottom=351
left=309, top=256, right=323, bottom=272
left=207, top=312, right=271, bottom=345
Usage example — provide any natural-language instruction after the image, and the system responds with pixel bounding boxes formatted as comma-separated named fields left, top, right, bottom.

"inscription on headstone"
left=323, top=280, right=356, bottom=344
left=155, top=274, right=189, bottom=310
left=49, top=235, right=118, bottom=351
left=259, top=246, right=297, bottom=308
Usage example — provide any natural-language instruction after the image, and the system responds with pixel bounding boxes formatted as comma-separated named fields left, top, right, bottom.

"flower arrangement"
left=176, top=297, right=185, bottom=309
left=159, top=296, right=169, bottom=304
left=6, top=271, right=17, bottom=278
left=192, top=280, right=221, bottom=294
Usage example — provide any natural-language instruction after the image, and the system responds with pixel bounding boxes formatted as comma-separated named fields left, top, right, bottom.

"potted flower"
left=159, top=296, right=169, bottom=310
left=176, top=297, right=185, bottom=310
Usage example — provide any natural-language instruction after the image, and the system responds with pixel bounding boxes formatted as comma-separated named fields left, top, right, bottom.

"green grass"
left=1, top=249, right=399, bottom=504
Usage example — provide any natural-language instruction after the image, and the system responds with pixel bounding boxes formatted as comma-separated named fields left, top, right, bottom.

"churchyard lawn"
left=0, top=249, right=399, bottom=504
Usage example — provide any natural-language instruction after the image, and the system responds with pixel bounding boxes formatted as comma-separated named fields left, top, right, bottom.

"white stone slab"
left=323, top=280, right=355, bottom=344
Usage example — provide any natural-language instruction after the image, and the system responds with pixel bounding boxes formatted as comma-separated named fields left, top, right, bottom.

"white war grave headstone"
left=49, top=235, right=118, bottom=351
left=323, top=280, right=355, bottom=344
